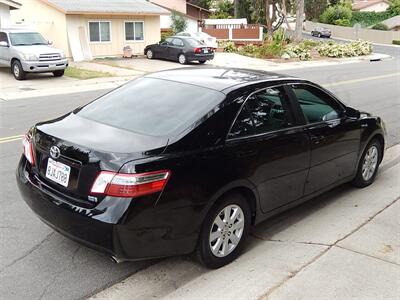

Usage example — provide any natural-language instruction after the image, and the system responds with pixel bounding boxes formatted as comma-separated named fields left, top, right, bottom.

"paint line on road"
left=322, top=73, right=400, bottom=87
left=0, top=135, right=23, bottom=144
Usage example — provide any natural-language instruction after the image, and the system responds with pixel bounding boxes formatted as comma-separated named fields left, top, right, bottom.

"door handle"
left=311, top=135, right=326, bottom=145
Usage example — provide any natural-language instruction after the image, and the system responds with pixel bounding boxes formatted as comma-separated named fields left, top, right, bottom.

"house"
left=0, top=0, right=21, bottom=28
left=11, top=0, right=169, bottom=61
left=381, top=15, right=400, bottom=31
left=151, top=0, right=210, bottom=33
left=352, top=0, right=390, bottom=12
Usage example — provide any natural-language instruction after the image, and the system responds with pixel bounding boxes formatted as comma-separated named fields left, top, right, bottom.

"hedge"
left=350, top=11, right=391, bottom=27
left=393, top=40, right=400, bottom=45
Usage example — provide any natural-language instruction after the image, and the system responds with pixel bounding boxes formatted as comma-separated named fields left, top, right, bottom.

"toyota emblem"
left=50, top=146, right=61, bottom=159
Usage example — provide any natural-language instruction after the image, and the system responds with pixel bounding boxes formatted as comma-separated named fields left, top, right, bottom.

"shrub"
left=272, top=28, right=285, bottom=43
left=371, top=23, right=389, bottom=31
left=334, top=18, right=351, bottom=27
left=222, top=41, right=237, bottom=53
left=320, top=5, right=352, bottom=26
left=393, top=40, right=400, bottom=45
left=160, top=30, right=173, bottom=41
left=350, top=11, right=391, bottom=27
left=388, top=0, right=400, bottom=16
left=285, top=44, right=311, bottom=60
left=316, top=40, right=372, bottom=58
left=170, top=10, right=187, bottom=34
left=258, top=42, right=284, bottom=58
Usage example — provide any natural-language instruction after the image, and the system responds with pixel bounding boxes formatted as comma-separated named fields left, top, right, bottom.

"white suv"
left=0, top=29, right=68, bottom=80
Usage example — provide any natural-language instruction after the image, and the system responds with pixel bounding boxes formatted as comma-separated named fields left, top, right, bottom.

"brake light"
left=90, top=170, right=171, bottom=198
left=22, top=134, right=35, bottom=166
left=194, top=47, right=202, bottom=54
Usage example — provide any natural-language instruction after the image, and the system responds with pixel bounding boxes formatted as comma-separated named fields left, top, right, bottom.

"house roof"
left=352, top=0, right=389, bottom=11
left=43, top=0, right=169, bottom=15
left=0, top=0, right=22, bottom=9
left=381, top=15, right=400, bottom=30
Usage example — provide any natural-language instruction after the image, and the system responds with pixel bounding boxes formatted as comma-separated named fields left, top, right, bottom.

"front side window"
left=89, top=21, right=111, bottom=42
left=291, top=84, right=342, bottom=123
left=125, top=21, right=144, bottom=41
left=228, top=86, right=293, bottom=139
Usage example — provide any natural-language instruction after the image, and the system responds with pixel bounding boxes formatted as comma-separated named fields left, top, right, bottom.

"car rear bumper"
left=187, top=53, right=214, bottom=62
left=16, top=156, right=197, bottom=261
left=21, top=59, right=68, bottom=73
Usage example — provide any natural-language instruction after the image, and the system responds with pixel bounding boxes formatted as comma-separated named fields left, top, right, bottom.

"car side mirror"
left=0, top=41, right=9, bottom=47
left=48, top=40, right=53, bottom=45
left=345, top=107, right=360, bottom=119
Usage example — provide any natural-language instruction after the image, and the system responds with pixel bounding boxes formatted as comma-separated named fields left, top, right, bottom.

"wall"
left=11, top=0, right=69, bottom=55
left=360, top=2, right=389, bottom=12
left=67, top=14, right=161, bottom=58
left=151, top=0, right=186, bottom=14
left=0, top=3, right=11, bottom=28
left=305, top=21, right=400, bottom=45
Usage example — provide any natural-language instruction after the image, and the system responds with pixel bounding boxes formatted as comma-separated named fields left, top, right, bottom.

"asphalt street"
left=0, top=46, right=399, bottom=299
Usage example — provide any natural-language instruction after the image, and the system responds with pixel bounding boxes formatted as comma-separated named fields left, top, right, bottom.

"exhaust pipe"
left=109, top=255, right=124, bottom=264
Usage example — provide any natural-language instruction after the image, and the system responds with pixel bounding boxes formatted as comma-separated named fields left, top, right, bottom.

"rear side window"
left=77, top=78, right=225, bottom=137
left=228, top=86, right=294, bottom=139
left=291, top=84, right=342, bottom=123
left=185, top=38, right=203, bottom=47
left=172, top=38, right=184, bottom=47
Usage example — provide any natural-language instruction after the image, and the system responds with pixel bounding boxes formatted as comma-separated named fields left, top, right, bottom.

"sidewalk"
left=90, top=145, right=400, bottom=300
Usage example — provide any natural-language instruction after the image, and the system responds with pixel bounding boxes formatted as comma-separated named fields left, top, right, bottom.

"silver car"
left=0, top=29, right=68, bottom=80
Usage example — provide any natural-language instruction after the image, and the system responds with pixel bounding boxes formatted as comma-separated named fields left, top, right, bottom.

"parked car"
left=311, top=27, right=332, bottom=38
left=17, top=68, right=386, bottom=269
left=144, top=36, right=214, bottom=64
left=176, top=31, right=218, bottom=49
left=0, top=29, right=68, bottom=80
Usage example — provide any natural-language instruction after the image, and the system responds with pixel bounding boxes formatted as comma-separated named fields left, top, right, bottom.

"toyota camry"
left=17, top=68, right=386, bottom=269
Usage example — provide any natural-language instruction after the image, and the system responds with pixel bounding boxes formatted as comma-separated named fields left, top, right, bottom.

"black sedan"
left=144, top=36, right=214, bottom=64
left=311, top=27, right=332, bottom=38
left=17, top=68, right=385, bottom=269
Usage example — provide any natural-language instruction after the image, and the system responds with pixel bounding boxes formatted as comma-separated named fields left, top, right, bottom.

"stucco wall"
left=67, top=14, right=161, bottom=57
left=359, top=2, right=389, bottom=12
left=0, top=3, right=11, bottom=28
left=11, top=0, right=69, bottom=55
left=305, top=21, right=400, bottom=45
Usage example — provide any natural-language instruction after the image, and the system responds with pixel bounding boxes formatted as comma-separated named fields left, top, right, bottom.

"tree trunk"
left=234, top=0, right=239, bottom=18
left=294, top=0, right=304, bottom=42
left=281, top=0, right=292, bottom=32
left=265, top=0, right=273, bottom=38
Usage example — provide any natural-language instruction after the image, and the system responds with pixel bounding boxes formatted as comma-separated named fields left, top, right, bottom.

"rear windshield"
left=77, top=78, right=224, bottom=137
left=185, top=38, right=203, bottom=47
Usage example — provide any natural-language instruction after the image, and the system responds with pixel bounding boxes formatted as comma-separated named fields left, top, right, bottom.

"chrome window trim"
left=225, top=82, right=298, bottom=142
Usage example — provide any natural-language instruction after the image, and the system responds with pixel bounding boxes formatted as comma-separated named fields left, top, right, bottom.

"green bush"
left=350, top=11, right=391, bottom=27
left=284, top=44, right=311, bottom=60
left=316, top=40, right=372, bottom=58
left=222, top=41, right=237, bottom=53
left=320, top=5, right=352, bottom=26
left=160, top=30, right=173, bottom=41
left=372, top=23, right=389, bottom=31
left=334, top=18, right=351, bottom=27
left=393, top=40, right=400, bottom=45
left=387, top=0, right=400, bottom=16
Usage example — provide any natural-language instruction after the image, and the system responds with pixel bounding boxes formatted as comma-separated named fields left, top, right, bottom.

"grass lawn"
left=64, top=66, right=114, bottom=79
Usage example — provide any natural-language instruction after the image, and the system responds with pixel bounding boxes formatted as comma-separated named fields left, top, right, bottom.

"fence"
left=201, top=24, right=263, bottom=42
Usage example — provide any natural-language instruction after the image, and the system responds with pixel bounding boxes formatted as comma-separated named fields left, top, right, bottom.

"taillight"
left=22, top=134, right=35, bottom=166
left=90, top=170, right=171, bottom=198
left=194, top=47, right=202, bottom=54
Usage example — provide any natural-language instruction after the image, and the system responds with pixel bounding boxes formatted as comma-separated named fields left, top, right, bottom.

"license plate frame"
left=203, top=49, right=208, bottom=54
left=50, top=64, right=57, bottom=68
left=45, top=158, right=71, bottom=187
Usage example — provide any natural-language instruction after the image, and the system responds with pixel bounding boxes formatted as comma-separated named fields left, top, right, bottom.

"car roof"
left=145, top=67, right=295, bottom=92
left=0, top=28, right=37, bottom=33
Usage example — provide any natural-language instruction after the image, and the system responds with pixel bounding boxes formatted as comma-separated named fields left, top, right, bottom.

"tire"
left=11, top=60, right=26, bottom=80
left=146, top=49, right=154, bottom=59
left=198, top=60, right=206, bottom=64
left=196, top=193, right=251, bottom=269
left=53, top=70, right=64, bottom=77
left=352, top=139, right=382, bottom=188
left=178, top=54, right=187, bottom=65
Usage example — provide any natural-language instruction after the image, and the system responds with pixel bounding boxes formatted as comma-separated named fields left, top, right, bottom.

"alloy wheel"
left=209, top=204, right=244, bottom=258
left=178, top=54, right=186, bottom=64
left=13, top=64, right=20, bottom=77
left=147, top=50, right=153, bottom=59
left=362, top=145, right=378, bottom=181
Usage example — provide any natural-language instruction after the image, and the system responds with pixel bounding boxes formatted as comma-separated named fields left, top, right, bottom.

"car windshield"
left=9, top=32, right=48, bottom=46
left=77, top=78, right=225, bottom=137
left=185, top=38, right=203, bottom=47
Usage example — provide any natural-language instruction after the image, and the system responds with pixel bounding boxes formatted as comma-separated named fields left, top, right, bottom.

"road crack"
left=0, top=231, right=55, bottom=274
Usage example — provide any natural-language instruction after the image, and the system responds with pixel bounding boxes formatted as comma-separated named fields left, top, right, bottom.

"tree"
left=388, top=0, right=400, bottom=16
left=170, top=10, right=187, bottom=34
left=294, top=0, right=304, bottom=42
left=188, top=0, right=212, bottom=10
left=305, top=0, right=327, bottom=20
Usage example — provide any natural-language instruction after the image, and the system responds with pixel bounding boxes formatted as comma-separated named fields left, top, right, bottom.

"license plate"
left=50, top=64, right=56, bottom=68
left=46, top=158, right=71, bottom=187
left=203, top=49, right=208, bottom=53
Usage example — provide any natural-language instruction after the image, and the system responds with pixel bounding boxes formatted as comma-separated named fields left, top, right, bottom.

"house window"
left=89, top=21, right=111, bottom=42
left=125, top=21, right=144, bottom=41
